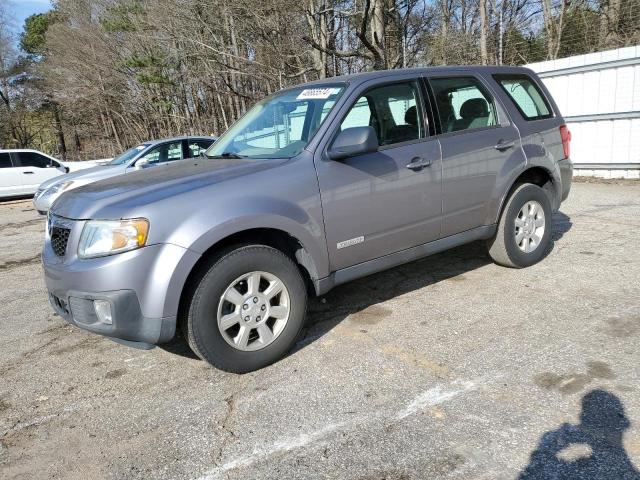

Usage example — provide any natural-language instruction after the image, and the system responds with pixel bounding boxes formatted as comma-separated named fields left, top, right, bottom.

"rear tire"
left=487, top=183, right=552, bottom=268
left=185, top=245, right=307, bottom=373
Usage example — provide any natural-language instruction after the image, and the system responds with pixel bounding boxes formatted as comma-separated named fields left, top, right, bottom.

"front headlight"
left=53, top=180, right=75, bottom=194
left=42, top=180, right=74, bottom=197
left=78, top=218, right=149, bottom=258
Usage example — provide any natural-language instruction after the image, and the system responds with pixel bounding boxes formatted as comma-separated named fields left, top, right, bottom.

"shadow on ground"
left=163, top=212, right=573, bottom=361
left=519, top=389, right=640, bottom=479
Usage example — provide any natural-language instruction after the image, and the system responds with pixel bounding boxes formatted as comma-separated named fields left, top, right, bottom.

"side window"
left=187, top=140, right=213, bottom=157
left=12, top=151, right=52, bottom=168
left=494, top=74, right=552, bottom=120
left=138, top=141, right=183, bottom=164
left=429, top=76, right=498, bottom=133
left=0, top=152, right=12, bottom=168
left=339, top=81, right=425, bottom=147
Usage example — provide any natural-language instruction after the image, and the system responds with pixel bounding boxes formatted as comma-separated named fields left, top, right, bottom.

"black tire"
left=184, top=245, right=307, bottom=373
left=487, top=183, right=552, bottom=268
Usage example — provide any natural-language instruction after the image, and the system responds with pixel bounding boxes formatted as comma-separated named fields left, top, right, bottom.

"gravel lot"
left=1, top=181, right=639, bottom=480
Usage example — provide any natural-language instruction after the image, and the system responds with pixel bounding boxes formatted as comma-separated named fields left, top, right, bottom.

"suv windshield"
left=109, top=144, right=149, bottom=165
left=205, top=84, right=345, bottom=160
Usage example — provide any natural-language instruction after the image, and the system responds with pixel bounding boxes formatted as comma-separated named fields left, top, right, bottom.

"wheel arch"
left=493, top=165, right=557, bottom=225
left=174, top=227, right=321, bottom=337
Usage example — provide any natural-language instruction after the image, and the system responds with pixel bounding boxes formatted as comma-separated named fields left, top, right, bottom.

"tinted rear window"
left=494, top=74, right=552, bottom=121
left=0, top=152, right=12, bottom=168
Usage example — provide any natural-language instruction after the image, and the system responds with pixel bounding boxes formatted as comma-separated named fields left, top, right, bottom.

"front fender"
left=158, top=202, right=328, bottom=320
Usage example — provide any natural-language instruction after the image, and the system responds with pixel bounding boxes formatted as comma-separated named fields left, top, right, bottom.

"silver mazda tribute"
left=43, top=66, right=572, bottom=373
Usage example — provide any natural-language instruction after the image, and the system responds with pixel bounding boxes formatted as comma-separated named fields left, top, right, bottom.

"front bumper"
left=43, top=231, right=200, bottom=346
left=48, top=288, right=173, bottom=346
left=33, top=189, right=59, bottom=214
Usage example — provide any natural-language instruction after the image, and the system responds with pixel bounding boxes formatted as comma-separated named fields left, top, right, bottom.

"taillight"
left=559, top=124, right=571, bottom=159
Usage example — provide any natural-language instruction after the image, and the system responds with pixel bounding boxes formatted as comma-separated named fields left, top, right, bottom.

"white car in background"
left=0, top=149, right=107, bottom=200
left=0, top=149, right=93, bottom=199
left=33, top=136, right=216, bottom=214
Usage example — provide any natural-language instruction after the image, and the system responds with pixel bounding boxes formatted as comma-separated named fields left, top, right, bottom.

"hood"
left=51, top=158, right=286, bottom=220
left=62, top=160, right=101, bottom=171
left=40, top=164, right=127, bottom=191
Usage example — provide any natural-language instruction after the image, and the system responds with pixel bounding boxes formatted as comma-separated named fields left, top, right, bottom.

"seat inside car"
left=384, top=105, right=419, bottom=144
left=450, top=98, right=490, bottom=132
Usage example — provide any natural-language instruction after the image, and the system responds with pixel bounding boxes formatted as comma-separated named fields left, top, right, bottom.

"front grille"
left=51, top=226, right=71, bottom=257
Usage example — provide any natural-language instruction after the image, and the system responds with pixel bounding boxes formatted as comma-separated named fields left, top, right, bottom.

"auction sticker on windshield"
left=296, top=88, right=340, bottom=100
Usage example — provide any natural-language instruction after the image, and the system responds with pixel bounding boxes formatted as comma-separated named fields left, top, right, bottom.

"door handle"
left=494, top=140, right=515, bottom=151
left=405, top=157, right=432, bottom=170
left=23, top=171, right=34, bottom=174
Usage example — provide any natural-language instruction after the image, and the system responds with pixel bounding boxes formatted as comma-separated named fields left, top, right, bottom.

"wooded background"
left=1, top=0, right=638, bottom=160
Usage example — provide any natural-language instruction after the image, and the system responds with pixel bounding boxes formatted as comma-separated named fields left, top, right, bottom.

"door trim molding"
left=315, top=224, right=496, bottom=295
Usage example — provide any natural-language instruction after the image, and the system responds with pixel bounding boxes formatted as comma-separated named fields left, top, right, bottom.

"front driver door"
left=314, top=80, right=442, bottom=271
left=0, top=152, right=23, bottom=196
left=12, top=151, right=65, bottom=193
left=132, top=141, right=183, bottom=169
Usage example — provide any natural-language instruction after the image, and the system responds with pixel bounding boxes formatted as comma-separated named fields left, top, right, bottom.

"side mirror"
left=327, top=126, right=379, bottom=160
left=135, top=158, right=150, bottom=169
left=64, top=166, right=70, bottom=173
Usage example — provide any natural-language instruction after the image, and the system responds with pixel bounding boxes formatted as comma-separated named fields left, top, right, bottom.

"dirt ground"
left=1, top=181, right=639, bottom=479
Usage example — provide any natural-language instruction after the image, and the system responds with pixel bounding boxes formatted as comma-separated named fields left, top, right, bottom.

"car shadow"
left=295, top=239, right=493, bottom=351
left=552, top=211, right=572, bottom=242
left=0, top=195, right=35, bottom=204
left=296, top=211, right=573, bottom=352
left=519, top=389, right=640, bottom=479
left=163, top=212, right=573, bottom=363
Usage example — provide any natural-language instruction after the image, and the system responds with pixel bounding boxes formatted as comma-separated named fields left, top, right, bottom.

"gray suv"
left=43, top=67, right=572, bottom=373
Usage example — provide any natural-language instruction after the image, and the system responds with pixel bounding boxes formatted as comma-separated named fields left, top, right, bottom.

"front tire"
left=487, top=183, right=552, bottom=268
left=185, top=245, right=307, bottom=373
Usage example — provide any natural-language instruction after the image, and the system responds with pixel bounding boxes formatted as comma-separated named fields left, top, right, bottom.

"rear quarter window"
left=493, top=74, right=553, bottom=121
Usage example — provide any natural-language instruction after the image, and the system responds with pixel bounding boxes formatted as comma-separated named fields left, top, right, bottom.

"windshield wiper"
left=209, top=152, right=246, bottom=159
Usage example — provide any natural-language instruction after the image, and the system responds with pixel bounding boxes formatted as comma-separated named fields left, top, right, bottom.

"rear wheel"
left=487, top=183, right=552, bottom=268
left=185, top=245, right=307, bottom=373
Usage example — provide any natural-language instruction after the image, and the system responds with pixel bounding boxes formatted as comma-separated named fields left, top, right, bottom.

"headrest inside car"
left=460, top=98, right=489, bottom=118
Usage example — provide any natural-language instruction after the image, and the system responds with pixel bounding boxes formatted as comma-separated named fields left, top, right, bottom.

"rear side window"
left=0, top=152, right=12, bottom=168
left=429, top=76, right=498, bottom=133
left=12, top=151, right=52, bottom=168
left=187, top=139, right=214, bottom=157
left=494, top=74, right=552, bottom=120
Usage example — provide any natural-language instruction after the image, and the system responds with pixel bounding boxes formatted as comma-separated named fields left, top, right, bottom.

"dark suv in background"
left=43, top=66, right=572, bottom=373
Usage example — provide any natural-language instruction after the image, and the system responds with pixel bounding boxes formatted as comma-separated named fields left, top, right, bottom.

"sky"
left=6, top=0, right=52, bottom=36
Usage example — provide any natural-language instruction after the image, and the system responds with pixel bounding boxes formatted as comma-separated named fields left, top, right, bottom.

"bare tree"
left=541, top=0, right=568, bottom=59
left=479, top=0, right=489, bottom=64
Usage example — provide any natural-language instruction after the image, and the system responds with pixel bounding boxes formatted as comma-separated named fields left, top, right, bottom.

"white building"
left=527, top=46, right=640, bottom=179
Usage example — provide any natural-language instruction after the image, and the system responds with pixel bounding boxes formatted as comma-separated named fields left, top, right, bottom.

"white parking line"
left=194, top=421, right=347, bottom=480
left=396, top=380, right=477, bottom=420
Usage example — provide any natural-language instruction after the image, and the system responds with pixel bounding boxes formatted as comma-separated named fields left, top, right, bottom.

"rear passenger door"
left=427, top=75, right=525, bottom=236
left=315, top=79, right=442, bottom=271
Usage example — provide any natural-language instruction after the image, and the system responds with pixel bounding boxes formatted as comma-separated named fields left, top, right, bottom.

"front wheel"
left=487, top=183, right=552, bottom=268
left=184, top=245, right=307, bottom=373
